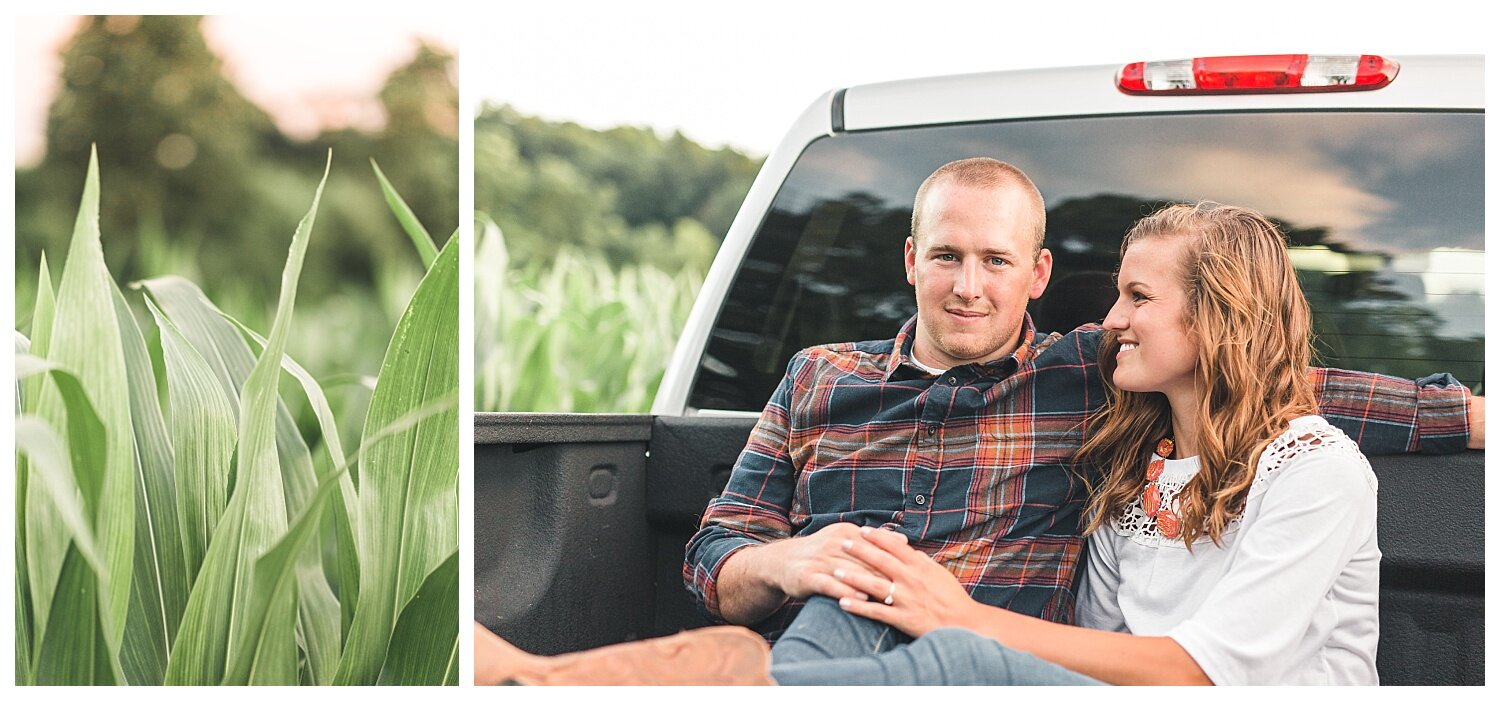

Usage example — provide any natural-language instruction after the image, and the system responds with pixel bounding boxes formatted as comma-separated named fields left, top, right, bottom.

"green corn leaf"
left=139, top=275, right=345, bottom=682
left=371, top=159, right=437, bottom=269
left=15, top=331, right=29, bottom=402
left=135, top=276, right=339, bottom=507
left=132, top=277, right=245, bottom=415
left=134, top=276, right=323, bottom=515
left=144, top=296, right=236, bottom=587
left=445, top=639, right=458, bottom=685
left=163, top=485, right=251, bottom=684
left=376, top=549, right=457, bottom=685
left=145, top=311, right=169, bottom=411
left=219, top=313, right=361, bottom=663
left=15, top=255, right=52, bottom=685
left=113, top=282, right=189, bottom=686
left=22, top=253, right=55, bottom=411
left=15, top=363, right=115, bottom=685
left=221, top=383, right=456, bottom=686
left=334, top=233, right=458, bottom=685
left=29, top=147, right=135, bottom=654
left=225, top=464, right=349, bottom=685
left=34, top=546, right=120, bottom=685
left=20, top=149, right=460, bottom=685
left=227, top=150, right=335, bottom=684
left=167, top=153, right=330, bottom=685
left=20, top=380, right=108, bottom=678
left=220, top=390, right=455, bottom=686
left=14, top=415, right=107, bottom=579
left=220, top=315, right=348, bottom=469
left=16, top=554, right=33, bottom=684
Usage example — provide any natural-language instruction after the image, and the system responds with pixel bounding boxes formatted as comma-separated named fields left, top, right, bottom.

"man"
left=684, top=157, right=1481, bottom=637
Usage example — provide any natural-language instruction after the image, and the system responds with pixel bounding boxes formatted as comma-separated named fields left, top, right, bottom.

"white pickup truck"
left=475, top=55, right=1484, bottom=685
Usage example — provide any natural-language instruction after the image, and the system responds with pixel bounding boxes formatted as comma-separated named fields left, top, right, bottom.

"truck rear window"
left=690, top=111, right=1484, bottom=412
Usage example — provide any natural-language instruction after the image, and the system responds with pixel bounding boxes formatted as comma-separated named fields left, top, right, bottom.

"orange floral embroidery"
left=1156, top=510, right=1181, bottom=539
left=1142, top=484, right=1161, bottom=517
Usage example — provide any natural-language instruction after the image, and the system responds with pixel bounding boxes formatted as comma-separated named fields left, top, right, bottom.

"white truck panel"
left=653, top=55, right=1484, bottom=418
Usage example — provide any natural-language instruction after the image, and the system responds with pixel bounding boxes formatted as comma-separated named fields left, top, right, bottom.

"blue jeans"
left=769, top=596, right=1105, bottom=686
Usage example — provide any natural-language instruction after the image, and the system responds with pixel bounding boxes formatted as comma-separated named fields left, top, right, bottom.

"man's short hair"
left=910, top=158, right=1047, bottom=255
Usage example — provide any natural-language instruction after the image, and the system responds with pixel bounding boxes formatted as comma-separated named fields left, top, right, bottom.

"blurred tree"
left=372, top=42, right=459, bottom=244
left=475, top=103, right=762, bottom=273
left=307, top=42, right=459, bottom=286
left=16, top=17, right=459, bottom=308
left=24, top=15, right=294, bottom=297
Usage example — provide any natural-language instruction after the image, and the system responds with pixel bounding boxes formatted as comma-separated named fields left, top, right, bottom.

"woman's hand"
left=831, top=526, right=981, bottom=638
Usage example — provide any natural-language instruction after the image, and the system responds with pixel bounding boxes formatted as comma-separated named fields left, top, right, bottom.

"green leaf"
left=22, top=253, right=55, bottom=411
left=21, top=357, right=114, bottom=677
left=371, top=159, right=437, bottom=269
left=334, top=233, right=458, bottom=684
left=16, top=556, right=33, bottom=684
left=34, top=547, right=119, bottom=685
left=29, top=147, right=136, bottom=654
left=134, top=276, right=341, bottom=518
left=220, top=315, right=348, bottom=470
left=113, top=282, right=189, bottom=686
left=139, top=275, right=346, bottom=684
left=15, top=413, right=114, bottom=686
left=224, top=465, right=349, bottom=685
left=167, top=153, right=330, bottom=685
left=376, top=549, right=457, bottom=685
left=218, top=313, right=355, bottom=683
left=144, top=296, right=236, bottom=589
left=15, top=255, right=52, bottom=685
left=133, top=277, right=245, bottom=415
left=219, top=391, right=455, bottom=686
left=14, top=415, right=107, bottom=578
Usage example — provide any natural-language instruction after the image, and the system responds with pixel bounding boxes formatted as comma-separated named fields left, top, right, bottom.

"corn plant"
left=13, top=149, right=459, bottom=685
left=474, top=216, right=703, bottom=413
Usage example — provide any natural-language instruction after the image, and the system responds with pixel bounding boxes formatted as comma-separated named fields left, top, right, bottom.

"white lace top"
left=1076, top=416, right=1381, bottom=685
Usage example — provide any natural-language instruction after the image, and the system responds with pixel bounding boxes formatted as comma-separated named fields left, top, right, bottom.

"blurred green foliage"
left=472, top=105, right=763, bottom=412
left=15, top=16, right=457, bottom=353
left=474, top=219, right=701, bottom=413
left=474, top=103, right=762, bottom=274
left=15, top=15, right=457, bottom=443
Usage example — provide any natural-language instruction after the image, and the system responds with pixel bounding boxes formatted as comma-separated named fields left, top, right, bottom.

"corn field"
left=13, top=150, right=459, bottom=685
left=474, top=217, right=703, bottom=413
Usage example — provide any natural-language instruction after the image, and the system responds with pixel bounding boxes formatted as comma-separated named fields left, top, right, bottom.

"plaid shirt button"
left=914, top=494, right=927, bottom=505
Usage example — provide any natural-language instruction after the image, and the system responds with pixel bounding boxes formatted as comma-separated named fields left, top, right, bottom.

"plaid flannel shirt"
left=684, top=315, right=1471, bottom=635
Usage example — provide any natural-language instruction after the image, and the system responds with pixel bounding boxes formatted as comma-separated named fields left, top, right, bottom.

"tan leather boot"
left=501, top=626, right=773, bottom=686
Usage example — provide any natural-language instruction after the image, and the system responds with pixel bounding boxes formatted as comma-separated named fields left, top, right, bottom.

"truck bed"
left=474, top=412, right=1484, bottom=685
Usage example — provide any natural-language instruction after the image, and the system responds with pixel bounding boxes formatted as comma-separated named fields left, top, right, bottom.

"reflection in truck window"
left=691, top=112, right=1483, bottom=412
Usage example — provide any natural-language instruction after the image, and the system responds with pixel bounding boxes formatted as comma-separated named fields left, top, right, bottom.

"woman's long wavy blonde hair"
left=1078, top=202, right=1319, bottom=548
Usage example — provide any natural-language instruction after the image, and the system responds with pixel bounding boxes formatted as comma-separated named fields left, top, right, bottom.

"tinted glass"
left=690, top=111, right=1484, bottom=412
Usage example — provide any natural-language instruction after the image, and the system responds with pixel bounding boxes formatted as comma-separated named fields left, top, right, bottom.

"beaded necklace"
left=1140, top=437, right=1182, bottom=539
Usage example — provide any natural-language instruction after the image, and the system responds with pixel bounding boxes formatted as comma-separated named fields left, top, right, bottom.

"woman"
left=477, top=202, right=1381, bottom=685
left=772, top=201, right=1380, bottom=685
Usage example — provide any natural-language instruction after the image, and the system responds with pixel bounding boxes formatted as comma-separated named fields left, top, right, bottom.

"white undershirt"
left=1076, top=416, right=1381, bottom=685
left=908, top=355, right=946, bottom=376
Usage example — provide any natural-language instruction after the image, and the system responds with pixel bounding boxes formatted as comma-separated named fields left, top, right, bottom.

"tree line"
left=475, top=103, right=764, bottom=275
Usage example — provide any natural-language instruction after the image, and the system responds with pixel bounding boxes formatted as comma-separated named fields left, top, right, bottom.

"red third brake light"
left=1117, top=55, right=1400, bottom=95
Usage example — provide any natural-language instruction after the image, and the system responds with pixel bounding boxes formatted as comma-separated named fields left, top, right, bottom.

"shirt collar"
left=885, top=313, right=1039, bottom=381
